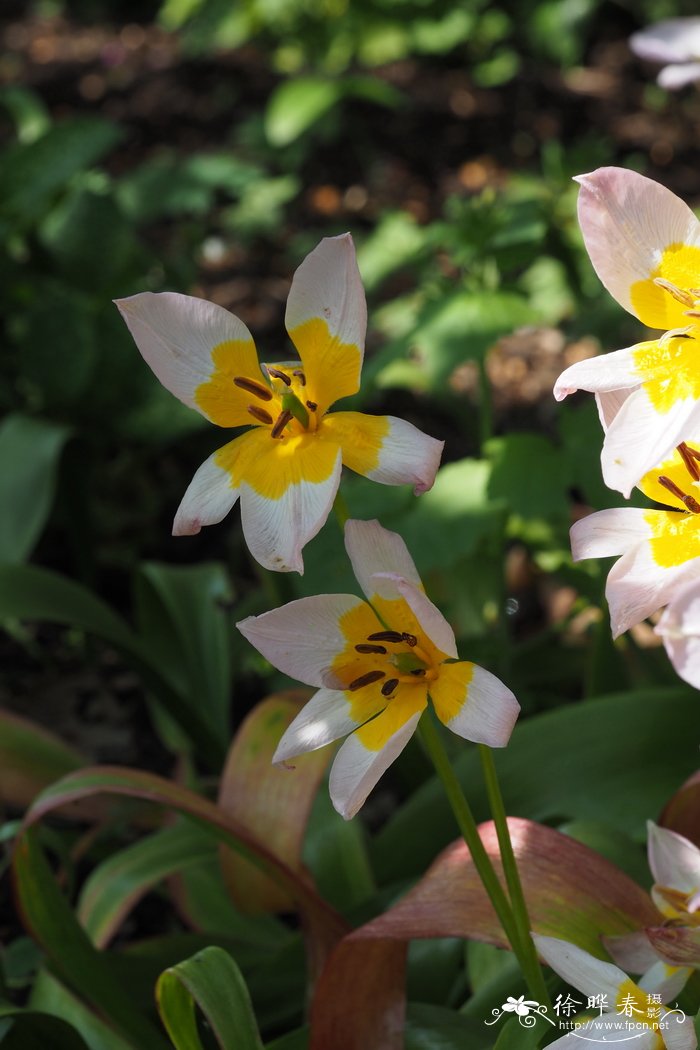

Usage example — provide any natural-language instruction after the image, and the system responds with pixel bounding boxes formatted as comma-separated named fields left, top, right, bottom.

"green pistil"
left=394, top=652, right=427, bottom=674
left=282, top=391, right=310, bottom=429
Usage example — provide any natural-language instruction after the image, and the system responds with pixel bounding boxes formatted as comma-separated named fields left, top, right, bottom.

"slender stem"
left=479, top=745, right=550, bottom=1007
left=332, top=490, right=350, bottom=529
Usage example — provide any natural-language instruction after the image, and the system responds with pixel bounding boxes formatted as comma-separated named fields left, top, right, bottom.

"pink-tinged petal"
left=272, top=686, right=383, bottom=763
left=344, top=519, right=422, bottom=604
left=430, top=662, right=519, bottom=747
left=329, top=692, right=427, bottom=819
left=663, top=1013, right=698, bottom=1050
left=647, top=821, right=700, bottom=895
left=603, top=930, right=662, bottom=974
left=114, top=292, right=260, bottom=425
left=570, top=508, right=652, bottom=561
left=575, top=167, right=700, bottom=327
left=553, top=343, right=640, bottom=402
left=596, top=387, right=637, bottom=431
left=172, top=441, right=241, bottom=536
left=322, top=412, right=443, bottom=495
left=630, top=19, right=700, bottom=65
left=605, top=538, right=700, bottom=639
left=639, top=959, right=693, bottom=1001
left=532, top=934, right=629, bottom=1001
left=546, top=1028, right=656, bottom=1050
left=285, top=234, right=367, bottom=414
left=237, top=594, right=370, bottom=687
left=601, top=388, right=700, bottom=498
left=386, top=576, right=457, bottom=657
left=658, top=62, right=700, bottom=89
left=656, top=580, right=700, bottom=689
left=646, top=925, right=700, bottom=968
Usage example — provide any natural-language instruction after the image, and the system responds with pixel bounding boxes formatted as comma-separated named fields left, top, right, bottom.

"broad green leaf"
left=13, top=831, right=171, bottom=1049
left=0, top=1005, right=90, bottom=1049
left=356, top=211, right=426, bottom=293
left=30, top=969, right=135, bottom=1050
left=0, top=709, right=84, bottom=810
left=303, top=789, right=376, bottom=913
left=0, top=85, right=50, bottom=143
left=405, top=1003, right=495, bottom=1049
left=374, top=688, right=700, bottom=881
left=218, top=693, right=329, bottom=914
left=0, top=414, right=69, bottom=563
left=265, top=78, right=343, bottom=146
left=492, top=1015, right=545, bottom=1048
left=486, top=434, right=569, bottom=522
left=156, top=947, right=263, bottom=1050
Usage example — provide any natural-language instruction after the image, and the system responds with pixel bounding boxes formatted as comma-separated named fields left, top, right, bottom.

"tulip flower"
left=656, top=578, right=700, bottom=690
left=554, top=167, right=700, bottom=497
left=533, top=934, right=695, bottom=1049
left=115, top=235, right=443, bottom=573
left=237, top=519, right=519, bottom=819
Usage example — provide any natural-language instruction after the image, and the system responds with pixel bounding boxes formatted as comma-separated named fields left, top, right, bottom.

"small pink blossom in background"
left=630, top=18, right=700, bottom=90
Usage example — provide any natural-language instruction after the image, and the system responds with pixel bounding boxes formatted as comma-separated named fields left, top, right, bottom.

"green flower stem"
left=332, top=490, right=350, bottom=529
left=479, top=744, right=550, bottom=1007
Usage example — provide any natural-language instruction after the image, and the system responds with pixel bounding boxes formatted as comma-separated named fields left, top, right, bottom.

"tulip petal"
left=656, top=580, right=700, bottom=689
left=575, top=167, right=700, bottom=330
left=172, top=440, right=241, bottom=536
left=533, top=934, right=636, bottom=1002
left=604, top=930, right=662, bottom=974
left=389, top=576, right=457, bottom=657
left=329, top=691, right=426, bottom=819
left=630, top=18, right=700, bottom=65
left=647, top=822, right=700, bottom=896
left=237, top=594, right=373, bottom=687
left=570, top=508, right=652, bottom=561
left=429, top=662, right=519, bottom=747
left=344, top=519, right=422, bottom=603
left=663, top=1013, right=698, bottom=1050
left=596, top=387, right=637, bottom=431
left=658, top=62, right=700, bottom=90
left=285, top=234, right=367, bottom=415
left=553, top=343, right=640, bottom=402
left=272, top=685, right=385, bottom=763
left=114, top=292, right=261, bottom=426
left=322, top=412, right=443, bottom=495
left=638, top=959, right=693, bottom=1002
left=544, top=1024, right=657, bottom=1050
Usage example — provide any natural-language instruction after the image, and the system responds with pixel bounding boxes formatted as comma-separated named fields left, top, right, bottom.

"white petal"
left=172, top=444, right=240, bottom=536
left=553, top=344, right=640, bottom=402
left=630, top=19, right=700, bottom=65
left=344, top=519, right=422, bottom=603
left=603, top=931, right=663, bottom=974
left=544, top=1024, right=656, bottom=1050
left=574, top=167, right=700, bottom=319
left=658, top=62, right=700, bottom=90
left=605, top=541, right=700, bottom=638
left=596, top=387, right=637, bottom=431
left=570, top=508, right=651, bottom=561
left=114, top=292, right=257, bottom=416
left=391, top=576, right=457, bottom=657
left=639, top=959, right=693, bottom=1002
left=239, top=446, right=342, bottom=574
left=532, top=934, right=629, bottom=1001
left=430, top=662, right=519, bottom=747
left=647, top=822, right=700, bottom=895
left=656, top=580, right=700, bottom=689
left=237, top=594, right=369, bottom=687
left=329, top=704, right=424, bottom=819
left=286, top=233, right=366, bottom=354
left=272, top=687, right=371, bottom=762
left=330, top=413, right=444, bottom=495
left=663, top=1010, right=698, bottom=1050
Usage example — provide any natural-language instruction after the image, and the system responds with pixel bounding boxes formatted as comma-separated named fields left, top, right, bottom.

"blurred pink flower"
left=630, top=18, right=700, bottom=90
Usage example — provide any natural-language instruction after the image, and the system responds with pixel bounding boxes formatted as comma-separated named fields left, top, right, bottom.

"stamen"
left=267, top=367, right=291, bottom=386
left=402, top=632, right=418, bottom=647
left=293, top=370, right=306, bottom=386
left=348, top=669, right=386, bottom=691
left=233, top=376, right=272, bottom=401
left=367, top=630, right=404, bottom=643
left=247, top=405, right=274, bottom=425
left=658, top=474, right=700, bottom=514
left=270, top=410, right=293, bottom=439
left=306, top=400, right=318, bottom=412
left=381, top=678, right=399, bottom=697
left=355, top=643, right=388, bottom=654
left=678, top=443, right=700, bottom=482
left=410, top=668, right=426, bottom=677
left=653, top=277, right=696, bottom=307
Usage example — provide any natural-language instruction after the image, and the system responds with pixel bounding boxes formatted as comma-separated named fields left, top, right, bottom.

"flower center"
left=348, top=629, right=438, bottom=699
left=658, top=442, right=700, bottom=513
left=654, top=276, right=700, bottom=319
left=233, top=366, right=319, bottom=438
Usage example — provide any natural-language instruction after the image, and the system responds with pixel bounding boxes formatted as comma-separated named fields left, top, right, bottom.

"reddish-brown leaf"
left=660, top=770, right=700, bottom=847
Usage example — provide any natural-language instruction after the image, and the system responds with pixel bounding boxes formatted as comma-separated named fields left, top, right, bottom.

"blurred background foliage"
left=2, top=0, right=700, bottom=1045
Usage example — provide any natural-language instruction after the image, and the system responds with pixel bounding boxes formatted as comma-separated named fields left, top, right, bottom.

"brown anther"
left=402, top=632, right=418, bottom=647
left=367, top=630, right=404, bottom=643
left=658, top=474, right=700, bottom=514
left=348, top=669, right=386, bottom=691
left=293, top=370, right=306, bottom=386
left=306, top=400, right=318, bottom=412
left=233, top=376, right=272, bottom=401
left=381, top=678, right=399, bottom=697
left=247, top=405, right=274, bottom=425
left=678, top=442, right=700, bottom=482
left=267, top=367, right=291, bottom=386
left=270, top=410, right=293, bottom=439
left=355, top=643, right=388, bottom=654
left=410, top=668, right=426, bottom=677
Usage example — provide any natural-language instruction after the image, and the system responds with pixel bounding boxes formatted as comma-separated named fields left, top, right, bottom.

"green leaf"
left=13, top=831, right=171, bottom=1049
left=0, top=414, right=69, bottom=563
left=265, top=78, right=343, bottom=146
left=0, top=1005, right=90, bottom=1050
left=30, top=969, right=135, bottom=1050
left=405, top=1003, right=495, bottom=1049
left=156, top=947, right=264, bottom=1050
left=486, top=434, right=569, bottom=522
left=0, top=709, right=84, bottom=811
left=492, top=1015, right=545, bottom=1048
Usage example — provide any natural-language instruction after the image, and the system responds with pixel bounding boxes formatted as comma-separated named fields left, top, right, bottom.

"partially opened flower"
left=630, top=18, right=700, bottom=91
left=237, top=519, right=519, bottom=819
left=554, top=167, right=700, bottom=497
left=115, top=235, right=443, bottom=573
left=570, top=439, right=700, bottom=638
left=533, top=934, right=695, bottom=1049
